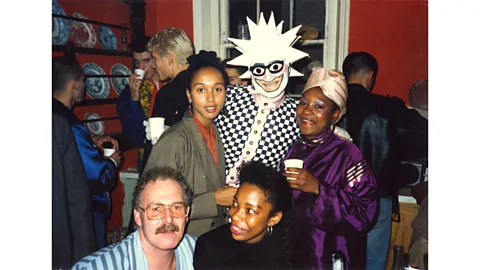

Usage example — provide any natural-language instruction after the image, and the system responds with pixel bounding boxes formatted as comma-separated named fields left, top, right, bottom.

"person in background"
left=282, top=68, right=378, bottom=269
left=123, top=28, right=194, bottom=234
left=52, top=56, right=124, bottom=249
left=220, top=58, right=249, bottom=85
left=193, top=161, right=294, bottom=270
left=338, top=52, right=428, bottom=270
left=116, top=36, right=160, bottom=168
left=143, top=50, right=236, bottom=237
left=73, top=166, right=196, bottom=270
left=52, top=113, right=96, bottom=269
left=147, top=27, right=194, bottom=144
left=408, top=182, right=428, bottom=270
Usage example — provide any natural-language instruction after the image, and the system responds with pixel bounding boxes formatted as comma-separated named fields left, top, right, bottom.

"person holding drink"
left=282, top=68, right=378, bottom=269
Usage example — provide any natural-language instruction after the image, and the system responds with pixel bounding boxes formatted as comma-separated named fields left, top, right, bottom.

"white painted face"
left=250, top=60, right=290, bottom=98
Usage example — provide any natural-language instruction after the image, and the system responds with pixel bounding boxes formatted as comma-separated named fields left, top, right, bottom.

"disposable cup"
left=134, top=69, right=145, bottom=80
left=284, top=159, right=303, bottom=180
left=149, top=117, right=165, bottom=139
left=103, top=148, right=116, bottom=157
left=284, top=159, right=304, bottom=169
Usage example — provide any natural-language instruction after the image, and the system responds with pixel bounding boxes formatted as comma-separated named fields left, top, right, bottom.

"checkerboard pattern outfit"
left=215, top=84, right=301, bottom=185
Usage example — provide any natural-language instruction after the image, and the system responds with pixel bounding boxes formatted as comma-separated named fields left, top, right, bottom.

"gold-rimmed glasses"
left=138, top=202, right=190, bottom=220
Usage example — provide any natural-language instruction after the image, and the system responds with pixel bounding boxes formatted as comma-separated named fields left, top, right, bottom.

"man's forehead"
left=133, top=51, right=153, bottom=61
left=141, top=179, right=184, bottom=203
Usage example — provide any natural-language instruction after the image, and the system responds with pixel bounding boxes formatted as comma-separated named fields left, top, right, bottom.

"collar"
left=300, top=128, right=335, bottom=146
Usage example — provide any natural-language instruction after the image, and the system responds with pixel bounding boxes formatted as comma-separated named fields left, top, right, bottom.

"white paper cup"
left=284, top=159, right=303, bottom=180
left=134, top=69, right=145, bottom=80
left=103, top=148, right=116, bottom=157
left=149, top=117, right=165, bottom=139
left=284, top=159, right=304, bottom=169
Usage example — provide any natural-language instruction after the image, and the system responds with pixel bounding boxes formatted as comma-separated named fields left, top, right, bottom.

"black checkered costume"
left=214, top=84, right=301, bottom=185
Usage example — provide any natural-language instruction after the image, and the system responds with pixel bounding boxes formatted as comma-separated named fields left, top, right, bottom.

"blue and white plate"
left=52, top=0, right=69, bottom=45
left=98, top=26, right=118, bottom=50
left=82, top=62, right=110, bottom=99
left=84, top=112, right=105, bottom=136
left=110, top=63, right=131, bottom=95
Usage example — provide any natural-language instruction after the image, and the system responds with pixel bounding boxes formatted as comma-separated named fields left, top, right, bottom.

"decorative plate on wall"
left=82, top=62, right=110, bottom=99
left=110, top=63, right=131, bottom=95
left=98, top=26, right=118, bottom=50
left=70, top=12, right=97, bottom=48
left=84, top=112, right=105, bottom=136
left=52, top=0, right=69, bottom=45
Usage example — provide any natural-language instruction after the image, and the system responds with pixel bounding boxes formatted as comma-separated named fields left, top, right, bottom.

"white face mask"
left=250, top=60, right=290, bottom=98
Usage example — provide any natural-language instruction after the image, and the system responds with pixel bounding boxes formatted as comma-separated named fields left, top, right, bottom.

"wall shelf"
left=75, top=98, right=119, bottom=107
left=53, top=44, right=132, bottom=57
left=52, top=14, right=130, bottom=30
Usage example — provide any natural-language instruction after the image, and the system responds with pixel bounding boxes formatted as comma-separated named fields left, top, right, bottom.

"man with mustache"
left=73, top=166, right=196, bottom=270
left=214, top=12, right=309, bottom=186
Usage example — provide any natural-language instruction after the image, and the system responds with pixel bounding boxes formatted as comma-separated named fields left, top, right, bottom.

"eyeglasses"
left=249, top=60, right=285, bottom=76
left=138, top=202, right=190, bottom=220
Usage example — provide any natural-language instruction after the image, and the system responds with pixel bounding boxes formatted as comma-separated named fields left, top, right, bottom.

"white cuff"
left=108, top=158, right=118, bottom=168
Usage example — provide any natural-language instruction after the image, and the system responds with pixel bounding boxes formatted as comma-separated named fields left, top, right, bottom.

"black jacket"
left=194, top=224, right=293, bottom=270
left=141, top=70, right=190, bottom=173
left=338, top=84, right=428, bottom=202
left=52, top=113, right=97, bottom=269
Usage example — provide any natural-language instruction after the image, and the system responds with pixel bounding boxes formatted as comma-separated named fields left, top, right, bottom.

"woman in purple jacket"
left=282, top=68, right=378, bottom=269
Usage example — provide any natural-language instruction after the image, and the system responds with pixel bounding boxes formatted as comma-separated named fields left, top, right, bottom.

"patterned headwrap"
left=302, top=67, right=348, bottom=123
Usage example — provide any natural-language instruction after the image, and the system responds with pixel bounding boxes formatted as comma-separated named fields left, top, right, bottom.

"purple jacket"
left=282, top=128, right=378, bottom=269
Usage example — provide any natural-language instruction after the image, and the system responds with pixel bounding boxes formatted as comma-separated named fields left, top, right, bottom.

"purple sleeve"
left=306, top=156, right=378, bottom=235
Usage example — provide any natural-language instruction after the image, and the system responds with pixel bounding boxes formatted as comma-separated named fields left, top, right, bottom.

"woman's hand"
left=284, top=168, right=320, bottom=194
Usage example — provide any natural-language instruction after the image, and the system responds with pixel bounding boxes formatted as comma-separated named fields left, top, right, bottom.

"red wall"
left=348, top=0, right=428, bottom=104
left=145, top=0, right=194, bottom=40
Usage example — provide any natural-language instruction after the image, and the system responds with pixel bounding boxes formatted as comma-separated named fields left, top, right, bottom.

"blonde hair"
left=148, top=28, right=194, bottom=65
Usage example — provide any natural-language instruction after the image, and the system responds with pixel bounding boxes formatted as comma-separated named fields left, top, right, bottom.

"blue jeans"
left=366, top=198, right=392, bottom=270
left=93, top=211, right=106, bottom=249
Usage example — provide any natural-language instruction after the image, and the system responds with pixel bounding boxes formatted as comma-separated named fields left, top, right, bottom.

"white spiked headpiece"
left=227, top=12, right=309, bottom=79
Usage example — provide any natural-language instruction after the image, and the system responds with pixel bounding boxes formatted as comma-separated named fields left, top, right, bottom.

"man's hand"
left=128, top=73, right=142, bottom=101
left=215, top=186, right=238, bottom=206
left=106, top=151, right=124, bottom=169
left=284, top=167, right=320, bottom=194
left=92, top=135, right=119, bottom=151
left=143, top=120, right=160, bottom=145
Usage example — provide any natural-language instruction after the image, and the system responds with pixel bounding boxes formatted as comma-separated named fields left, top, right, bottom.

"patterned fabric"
left=138, top=79, right=156, bottom=119
left=137, top=79, right=158, bottom=162
left=214, top=84, right=300, bottom=185
left=73, top=229, right=197, bottom=270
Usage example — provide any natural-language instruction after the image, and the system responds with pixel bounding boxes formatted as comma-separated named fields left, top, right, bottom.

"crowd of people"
left=53, top=12, right=427, bottom=270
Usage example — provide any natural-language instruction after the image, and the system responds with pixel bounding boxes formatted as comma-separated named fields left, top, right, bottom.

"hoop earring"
left=267, top=226, right=273, bottom=236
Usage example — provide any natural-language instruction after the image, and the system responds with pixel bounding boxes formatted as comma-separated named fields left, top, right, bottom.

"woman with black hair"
left=143, top=50, right=238, bottom=238
left=193, top=161, right=294, bottom=270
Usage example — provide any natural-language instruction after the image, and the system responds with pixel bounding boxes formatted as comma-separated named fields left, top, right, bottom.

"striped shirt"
left=73, top=229, right=196, bottom=270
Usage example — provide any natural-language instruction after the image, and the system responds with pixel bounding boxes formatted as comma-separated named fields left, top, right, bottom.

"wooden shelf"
left=53, top=44, right=132, bottom=57
left=80, top=116, right=119, bottom=123
left=75, top=98, right=119, bottom=107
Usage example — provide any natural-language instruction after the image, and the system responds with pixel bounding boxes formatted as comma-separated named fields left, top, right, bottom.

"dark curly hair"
left=237, top=161, right=295, bottom=269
